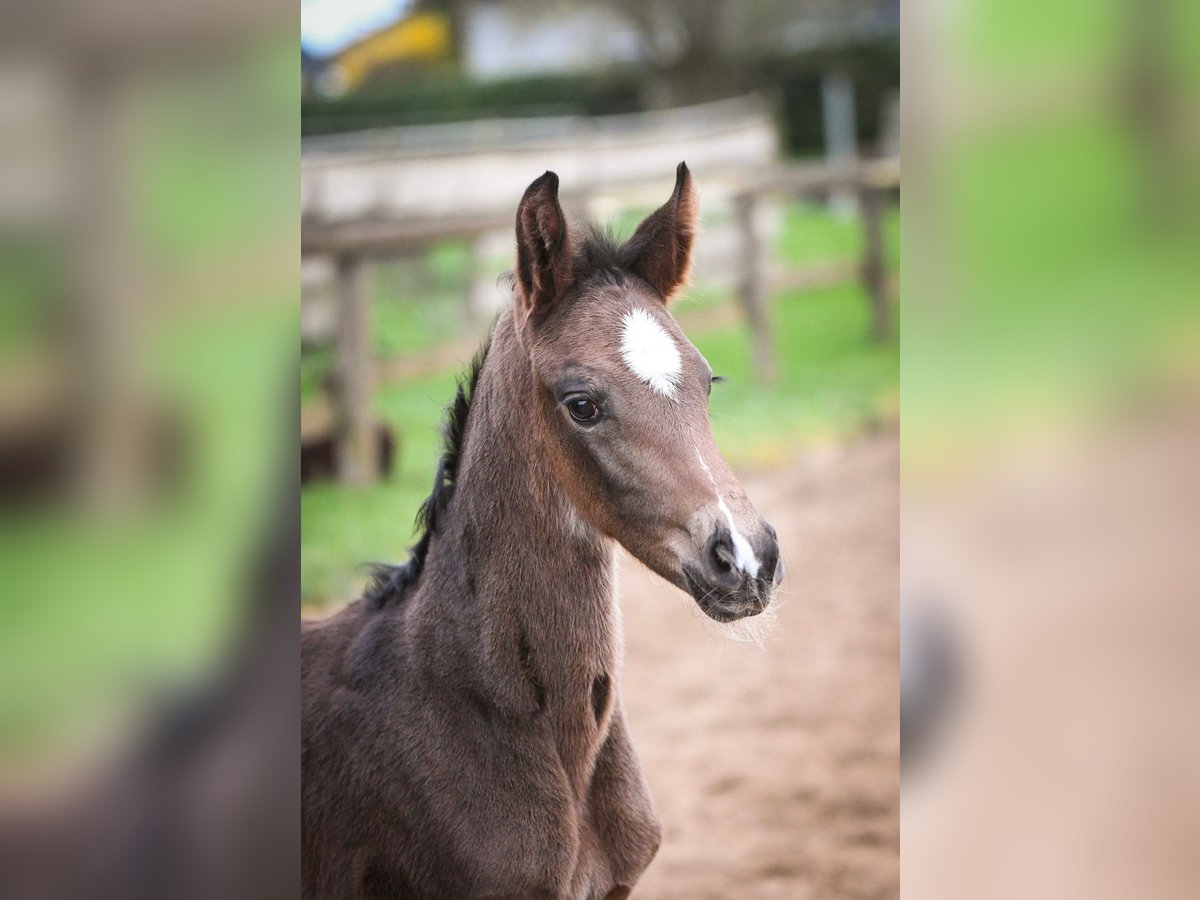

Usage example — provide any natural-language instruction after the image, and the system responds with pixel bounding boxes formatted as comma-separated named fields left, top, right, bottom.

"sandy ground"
left=620, top=431, right=899, bottom=899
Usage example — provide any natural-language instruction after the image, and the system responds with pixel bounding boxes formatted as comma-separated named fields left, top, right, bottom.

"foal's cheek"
left=582, top=443, right=630, bottom=513
left=551, top=430, right=617, bottom=520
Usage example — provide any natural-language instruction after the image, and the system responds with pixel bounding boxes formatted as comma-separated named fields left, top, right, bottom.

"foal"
left=302, top=164, right=782, bottom=899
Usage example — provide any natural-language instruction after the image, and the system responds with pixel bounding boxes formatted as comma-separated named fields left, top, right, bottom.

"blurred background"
left=300, top=0, right=900, bottom=896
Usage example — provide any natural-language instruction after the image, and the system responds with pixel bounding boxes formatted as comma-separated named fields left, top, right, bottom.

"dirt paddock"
left=621, top=432, right=899, bottom=899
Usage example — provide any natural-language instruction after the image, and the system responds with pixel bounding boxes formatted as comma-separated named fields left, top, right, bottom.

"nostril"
left=706, top=531, right=737, bottom=579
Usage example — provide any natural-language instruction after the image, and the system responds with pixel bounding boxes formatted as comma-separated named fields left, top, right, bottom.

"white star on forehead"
left=619, top=308, right=682, bottom=397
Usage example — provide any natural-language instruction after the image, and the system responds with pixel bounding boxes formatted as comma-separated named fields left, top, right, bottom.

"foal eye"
left=566, top=396, right=601, bottom=424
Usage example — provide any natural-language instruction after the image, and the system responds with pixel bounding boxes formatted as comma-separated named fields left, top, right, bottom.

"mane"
left=363, top=335, right=491, bottom=609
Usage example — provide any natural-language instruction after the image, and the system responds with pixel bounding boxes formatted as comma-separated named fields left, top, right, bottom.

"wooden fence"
left=734, top=157, right=900, bottom=381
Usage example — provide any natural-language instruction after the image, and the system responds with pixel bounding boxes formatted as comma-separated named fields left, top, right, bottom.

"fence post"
left=822, top=70, right=860, bottom=216
left=333, top=253, right=377, bottom=486
left=859, top=182, right=891, bottom=342
left=736, top=192, right=778, bottom=383
left=70, top=65, right=150, bottom=513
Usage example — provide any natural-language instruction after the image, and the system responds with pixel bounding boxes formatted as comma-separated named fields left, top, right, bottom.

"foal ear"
left=514, top=170, right=574, bottom=320
left=624, top=162, right=699, bottom=303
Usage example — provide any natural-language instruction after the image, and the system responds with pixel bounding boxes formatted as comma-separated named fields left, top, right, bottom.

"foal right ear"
left=514, top=171, right=574, bottom=321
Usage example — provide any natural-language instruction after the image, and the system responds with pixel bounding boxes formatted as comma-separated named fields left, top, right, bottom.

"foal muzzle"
left=683, top=522, right=781, bottom=622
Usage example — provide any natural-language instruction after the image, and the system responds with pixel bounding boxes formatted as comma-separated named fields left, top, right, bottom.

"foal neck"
left=425, top=313, right=621, bottom=716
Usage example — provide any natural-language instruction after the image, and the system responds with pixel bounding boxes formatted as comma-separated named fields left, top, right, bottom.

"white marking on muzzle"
left=620, top=308, right=681, bottom=398
left=694, top=447, right=761, bottom=579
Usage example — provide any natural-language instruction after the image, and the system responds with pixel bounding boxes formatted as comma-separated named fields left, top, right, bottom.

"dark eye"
left=566, top=396, right=601, bottom=424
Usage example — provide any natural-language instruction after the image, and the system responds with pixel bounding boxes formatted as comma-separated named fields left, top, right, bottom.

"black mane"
left=364, top=336, right=490, bottom=608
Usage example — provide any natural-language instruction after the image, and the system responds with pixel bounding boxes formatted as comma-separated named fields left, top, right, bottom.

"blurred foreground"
left=903, top=0, right=1200, bottom=895
left=0, top=3, right=296, bottom=899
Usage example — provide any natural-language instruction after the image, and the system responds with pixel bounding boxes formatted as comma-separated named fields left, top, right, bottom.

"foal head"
left=510, top=164, right=781, bottom=622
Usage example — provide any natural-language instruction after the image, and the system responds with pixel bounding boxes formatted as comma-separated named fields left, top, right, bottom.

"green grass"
left=301, top=201, right=899, bottom=604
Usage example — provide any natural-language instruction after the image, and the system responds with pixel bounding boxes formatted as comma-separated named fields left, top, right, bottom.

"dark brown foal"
left=302, top=164, right=781, bottom=899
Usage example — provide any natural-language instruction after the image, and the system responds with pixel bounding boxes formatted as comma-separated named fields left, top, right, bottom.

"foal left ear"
left=624, top=162, right=699, bottom=304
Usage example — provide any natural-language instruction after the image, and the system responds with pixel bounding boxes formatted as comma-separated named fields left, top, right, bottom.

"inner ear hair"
left=620, top=162, right=699, bottom=303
